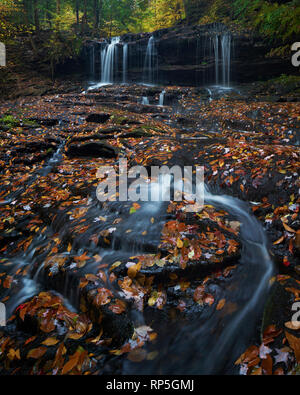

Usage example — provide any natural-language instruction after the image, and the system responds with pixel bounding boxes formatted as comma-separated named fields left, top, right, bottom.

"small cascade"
left=159, top=90, right=165, bottom=106
left=221, top=33, right=231, bottom=87
left=141, top=96, right=149, bottom=105
left=213, top=35, right=219, bottom=85
left=143, top=36, right=158, bottom=84
left=212, top=30, right=232, bottom=87
left=123, top=43, right=128, bottom=83
left=101, top=36, right=120, bottom=84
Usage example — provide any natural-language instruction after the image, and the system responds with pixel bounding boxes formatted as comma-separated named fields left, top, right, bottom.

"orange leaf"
left=273, top=236, right=285, bottom=245
left=62, top=351, right=81, bottom=375
left=216, top=299, right=226, bottom=311
left=282, top=222, right=295, bottom=233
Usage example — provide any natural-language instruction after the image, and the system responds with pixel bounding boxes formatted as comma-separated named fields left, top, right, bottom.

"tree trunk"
left=33, top=0, right=39, bottom=31
left=94, top=0, right=99, bottom=31
left=75, top=0, right=80, bottom=28
left=81, top=0, right=88, bottom=34
left=56, top=0, right=61, bottom=30
left=22, top=0, right=29, bottom=25
left=46, top=0, right=52, bottom=28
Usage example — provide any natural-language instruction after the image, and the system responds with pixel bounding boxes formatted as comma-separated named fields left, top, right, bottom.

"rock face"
left=83, top=23, right=295, bottom=86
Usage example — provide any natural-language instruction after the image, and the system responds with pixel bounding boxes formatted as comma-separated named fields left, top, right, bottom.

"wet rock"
left=27, top=117, right=59, bottom=126
left=86, top=113, right=111, bottom=123
left=121, top=128, right=154, bottom=138
left=66, top=141, right=117, bottom=158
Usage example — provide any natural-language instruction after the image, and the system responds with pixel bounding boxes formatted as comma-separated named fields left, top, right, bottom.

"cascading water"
left=212, top=31, right=232, bottom=86
left=124, top=184, right=274, bottom=374
left=141, top=96, right=149, bottom=105
left=221, top=33, right=231, bottom=87
left=213, top=35, right=219, bottom=85
left=159, top=90, right=165, bottom=106
left=101, top=36, right=120, bottom=84
left=123, top=43, right=128, bottom=83
left=143, top=36, right=158, bottom=85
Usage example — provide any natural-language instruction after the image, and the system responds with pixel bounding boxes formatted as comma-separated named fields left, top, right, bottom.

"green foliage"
left=233, top=0, right=300, bottom=43
left=42, top=31, right=83, bottom=78
left=0, top=114, right=19, bottom=127
left=270, top=74, right=300, bottom=85
left=0, top=0, right=299, bottom=54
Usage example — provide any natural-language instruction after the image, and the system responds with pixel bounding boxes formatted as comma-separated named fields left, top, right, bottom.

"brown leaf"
left=285, top=331, right=300, bottom=363
left=193, top=285, right=205, bottom=303
left=62, top=350, right=81, bottom=375
left=27, top=346, right=47, bottom=359
left=261, top=354, right=273, bottom=375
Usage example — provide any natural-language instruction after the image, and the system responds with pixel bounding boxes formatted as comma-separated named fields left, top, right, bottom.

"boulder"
left=86, top=113, right=111, bottom=123
left=67, top=141, right=117, bottom=158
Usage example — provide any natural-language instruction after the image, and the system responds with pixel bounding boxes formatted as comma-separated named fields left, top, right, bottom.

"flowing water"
left=212, top=32, right=232, bottom=86
left=123, top=43, right=128, bottom=83
left=101, top=37, right=120, bottom=84
left=159, top=90, right=165, bottom=106
left=1, top=122, right=274, bottom=374
left=124, top=185, right=274, bottom=374
left=221, top=33, right=231, bottom=87
left=141, top=96, right=149, bottom=105
left=143, top=36, right=158, bottom=84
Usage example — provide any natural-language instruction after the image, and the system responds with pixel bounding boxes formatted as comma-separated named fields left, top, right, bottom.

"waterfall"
left=143, top=36, right=157, bottom=84
left=213, top=35, right=219, bottom=85
left=123, top=43, right=128, bottom=83
left=141, top=96, right=149, bottom=105
left=212, top=31, right=232, bottom=87
left=159, top=90, right=165, bottom=106
left=221, top=33, right=231, bottom=87
left=101, top=36, right=120, bottom=84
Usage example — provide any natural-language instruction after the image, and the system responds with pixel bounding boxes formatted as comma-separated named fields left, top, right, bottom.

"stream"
left=0, top=105, right=274, bottom=373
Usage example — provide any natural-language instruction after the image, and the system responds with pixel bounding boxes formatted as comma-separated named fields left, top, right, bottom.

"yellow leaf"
left=42, top=337, right=59, bottom=346
left=176, top=238, right=183, bottom=248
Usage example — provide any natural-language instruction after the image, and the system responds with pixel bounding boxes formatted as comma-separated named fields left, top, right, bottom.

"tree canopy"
left=0, top=0, right=298, bottom=40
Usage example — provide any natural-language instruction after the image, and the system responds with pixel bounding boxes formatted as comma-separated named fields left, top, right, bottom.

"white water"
left=221, top=33, right=231, bottom=87
left=143, top=36, right=157, bottom=84
left=212, top=32, right=231, bottom=86
left=125, top=184, right=274, bottom=374
left=159, top=90, right=165, bottom=106
left=213, top=35, right=219, bottom=85
left=123, top=43, right=128, bottom=83
left=141, top=96, right=149, bottom=105
left=101, top=37, right=120, bottom=84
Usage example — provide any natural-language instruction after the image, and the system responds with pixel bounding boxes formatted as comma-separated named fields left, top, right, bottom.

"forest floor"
left=0, top=83, right=299, bottom=375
